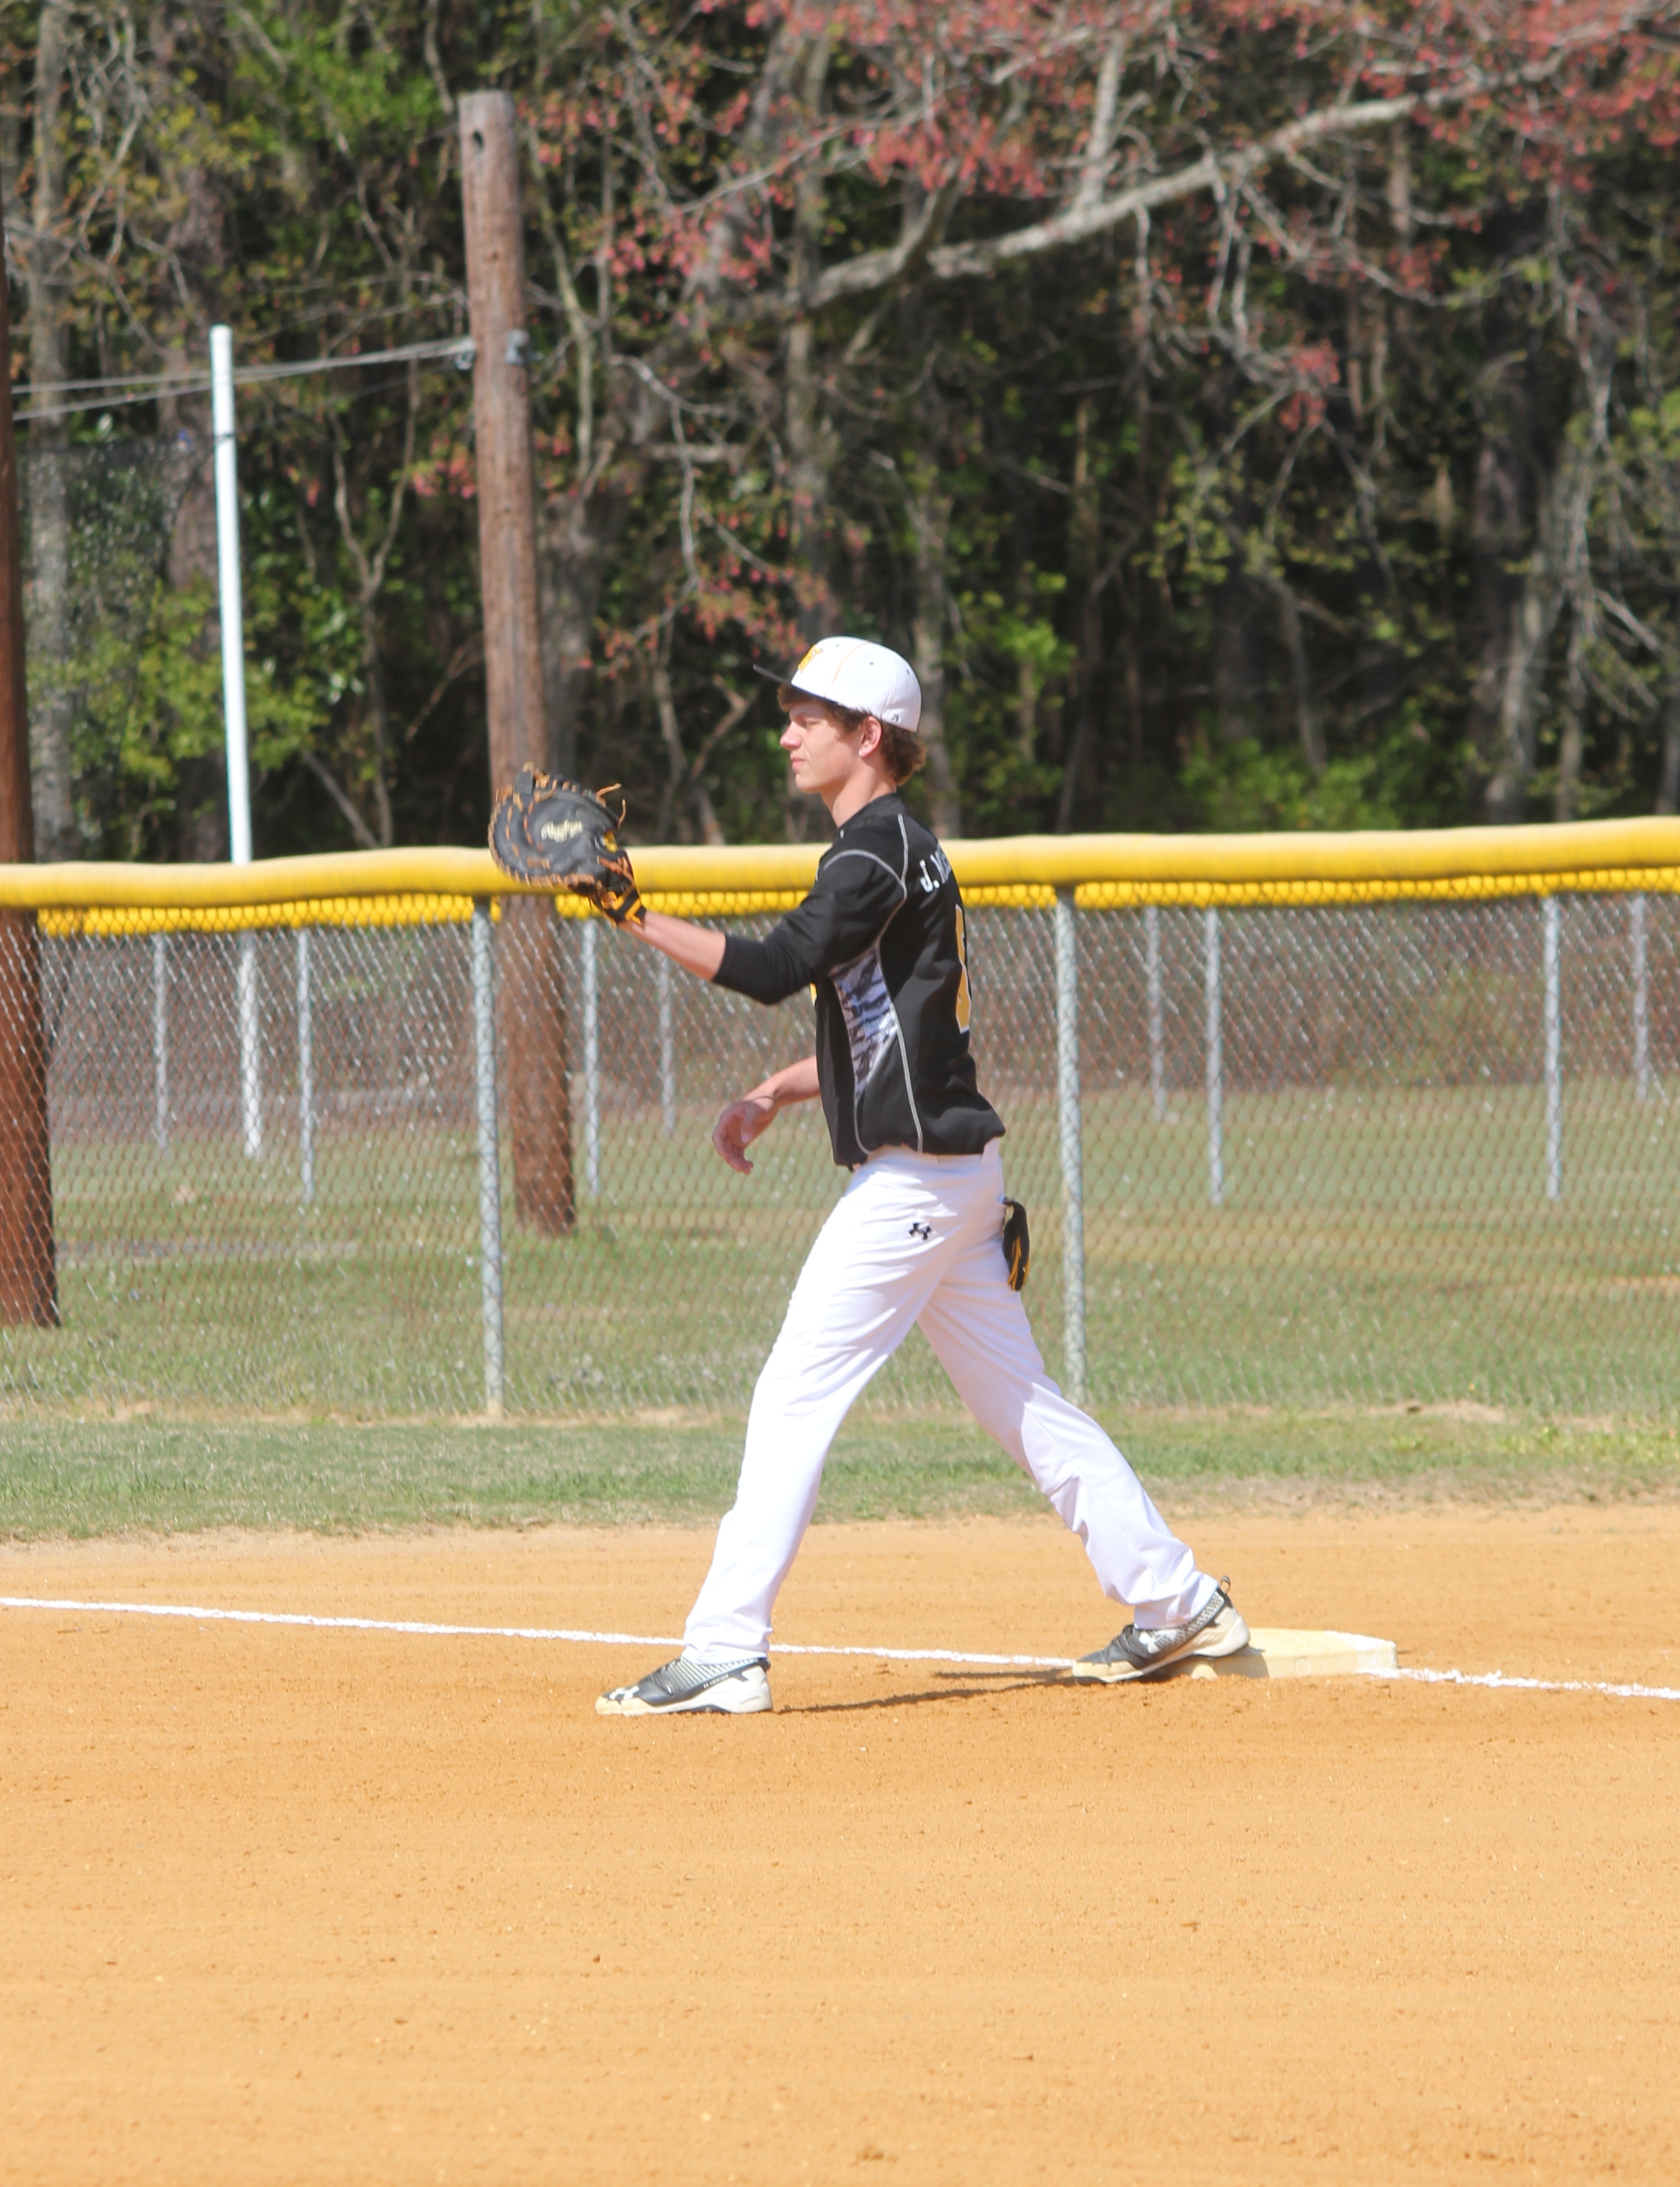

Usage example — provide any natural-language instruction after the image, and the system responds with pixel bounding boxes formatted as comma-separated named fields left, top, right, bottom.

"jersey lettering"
left=831, top=943, right=902, bottom=1104
left=918, top=850, right=952, bottom=896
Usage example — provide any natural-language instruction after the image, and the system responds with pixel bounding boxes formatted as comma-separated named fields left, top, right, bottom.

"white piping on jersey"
left=820, top=814, right=923, bottom=1154
left=889, top=814, right=925, bottom=1151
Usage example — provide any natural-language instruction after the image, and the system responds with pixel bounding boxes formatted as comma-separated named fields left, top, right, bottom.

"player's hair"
left=777, top=682, right=928, bottom=786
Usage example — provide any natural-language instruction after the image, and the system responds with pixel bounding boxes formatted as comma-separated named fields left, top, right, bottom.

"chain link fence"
left=1, top=883, right=1676, bottom=1422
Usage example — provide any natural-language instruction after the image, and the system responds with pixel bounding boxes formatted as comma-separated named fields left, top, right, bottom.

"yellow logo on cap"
left=795, top=645, right=821, bottom=675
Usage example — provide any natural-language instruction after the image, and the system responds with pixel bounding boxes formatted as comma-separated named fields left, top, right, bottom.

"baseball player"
left=597, top=637, right=1248, bottom=1714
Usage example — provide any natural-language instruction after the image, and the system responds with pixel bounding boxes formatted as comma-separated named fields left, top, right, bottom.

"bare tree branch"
left=300, top=751, right=379, bottom=850
left=806, top=86, right=1513, bottom=310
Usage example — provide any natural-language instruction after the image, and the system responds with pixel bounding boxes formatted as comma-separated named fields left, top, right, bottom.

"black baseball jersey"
left=713, top=793, right=1004, bottom=1168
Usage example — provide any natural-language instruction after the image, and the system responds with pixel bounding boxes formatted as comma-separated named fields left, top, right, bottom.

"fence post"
left=1631, top=891, right=1650, bottom=1103
left=471, top=901, right=506, bottom=1418
left=582, top=915, right=601, bottom=1195
left=296, top=927, right=315, bottom=1206
left=1144, top=901, right=1166, bottom=1120
left=657, top=950, right=677, bottom=1136
left=1204, top=906, right=1224, bottom=1207
left=236, top=932, right=263, bottom=1160
left=151, top=932, right=169, bottom=1154
left=1054, top=889, right=1088, bottom=1407
left=1543, top=895, right=1562, bottom=1202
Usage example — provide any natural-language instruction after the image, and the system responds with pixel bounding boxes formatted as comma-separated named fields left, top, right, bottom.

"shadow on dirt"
left=782, top=1668, right=1070, bottom=1714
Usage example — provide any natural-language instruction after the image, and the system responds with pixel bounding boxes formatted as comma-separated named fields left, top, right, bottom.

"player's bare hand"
left=712, top=1093, right=777, bottom=1175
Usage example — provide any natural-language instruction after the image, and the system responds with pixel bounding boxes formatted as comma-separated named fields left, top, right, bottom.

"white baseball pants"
left=683, top=1140, right=1216, bottom=1661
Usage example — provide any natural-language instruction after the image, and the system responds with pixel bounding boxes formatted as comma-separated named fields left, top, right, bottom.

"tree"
left=8, top=0, right=1680, bottom=853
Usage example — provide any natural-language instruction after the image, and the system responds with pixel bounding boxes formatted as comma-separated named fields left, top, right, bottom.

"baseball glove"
left=487, top=770, right=645, bottom=925
left=1001, top=1198, right=1031, bottom=1292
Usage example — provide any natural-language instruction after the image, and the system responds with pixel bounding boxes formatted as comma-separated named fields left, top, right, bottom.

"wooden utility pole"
left=460, top=91, right=575, bottom=1235
left=0, top=166, right=60, bottom=1325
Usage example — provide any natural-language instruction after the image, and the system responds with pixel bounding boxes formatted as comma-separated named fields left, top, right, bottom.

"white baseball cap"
left=759, top=636, right=922, bottom=733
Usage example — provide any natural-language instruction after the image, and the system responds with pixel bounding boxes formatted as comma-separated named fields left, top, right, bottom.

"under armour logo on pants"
left=907, top=1220, right=933, bottom=1241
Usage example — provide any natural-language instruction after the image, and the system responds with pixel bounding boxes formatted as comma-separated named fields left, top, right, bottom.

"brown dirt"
left=3, top=1506, right=1678, bottom=2186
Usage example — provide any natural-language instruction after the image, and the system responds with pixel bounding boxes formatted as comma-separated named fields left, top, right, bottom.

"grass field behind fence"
left=3, top=1076, right=1675, bottom=1421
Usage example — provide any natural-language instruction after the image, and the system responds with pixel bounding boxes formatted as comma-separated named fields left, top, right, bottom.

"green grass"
left=2, top=1405, right=1676, bottom=1542
left=4, top=1079, right=1676, bottom=1423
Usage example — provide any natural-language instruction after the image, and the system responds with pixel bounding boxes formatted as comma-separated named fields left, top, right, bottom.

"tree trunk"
left=1484, top=569, right=1555, bottom=823
left=538, top=471, right=632, bottom=777
left=1056, top=396, right=1103, bottom=831
left=906, top=464, right=962, bottom=837
left=1486, top=432, right=1592, bottom=826
left=23, top=0, right=77, bottom=862
left=1212, top=575, right=1264, bottom=744
left=1468, top=348, right=1544, bottom=822
left=784, top=315, right=841, bottom=643
left=359, top=597, right=396, bottom=846
left=1268, top=579, right=1324, bottom=773
left=0, top=161, right=59, bottom=1327
left=782, top=40, right=841, bottom=644
left=651, top=652, right=692, bottom=844
left=1553, top=623, right=1587, bottom=822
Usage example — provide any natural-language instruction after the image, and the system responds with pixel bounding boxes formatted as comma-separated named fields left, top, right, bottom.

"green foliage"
left=97, top=580, right=320, bottom=855
left=14, top=1, right=1680, bottom=854
left=1178, top=723, right=1462, bottom=834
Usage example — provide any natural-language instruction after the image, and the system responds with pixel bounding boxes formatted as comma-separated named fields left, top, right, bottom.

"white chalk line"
left=0, top=1595, right=1070, bottom=1671
left=1371, top=1665, right=1680, bottom=1702
left=4, top=1597, right=1679, bottom=1700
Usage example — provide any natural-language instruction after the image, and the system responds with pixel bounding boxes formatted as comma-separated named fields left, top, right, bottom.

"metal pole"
left=1204, top=906, right=1224, bottom=1207
left=1632, top=891, right=1650, bottom=1103
left=471, top=902, right=505, bottom=1418
left=212, top=325, right=262, bottom=1159
left=151, top=931, right=169, bottom=1154
left=657, top=950, right=677, bottom=1136
left=582, top=914, right=601, bottom=1196
left=1054, top=890, right=1088, bottom=1407
left=1144, top=902, right=1166, bottom=1119
left=210, top=327, right=253, bottom=864
left=237, top=934, right=262, bottom=1159
left=296, top=927, right=315, bottom=1206
left=1543, top=895, right=1562, bottom=1202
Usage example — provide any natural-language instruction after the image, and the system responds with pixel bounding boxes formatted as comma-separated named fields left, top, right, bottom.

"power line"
left=11, top=335, right=475, bottom=425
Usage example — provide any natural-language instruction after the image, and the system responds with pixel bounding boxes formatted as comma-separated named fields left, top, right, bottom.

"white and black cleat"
left=1072, top=1579, right=1250, bottom=1684
left=596, top=1654, right=772, bottom=1716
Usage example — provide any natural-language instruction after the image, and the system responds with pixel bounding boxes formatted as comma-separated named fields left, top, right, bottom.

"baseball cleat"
left=1072, top=1578, right=1249, bottom=1684
left=596, top=1654, right=772, bottom=1716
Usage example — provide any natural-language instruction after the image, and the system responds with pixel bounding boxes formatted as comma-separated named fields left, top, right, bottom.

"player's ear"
left=857, top=713, right=885, bottom=761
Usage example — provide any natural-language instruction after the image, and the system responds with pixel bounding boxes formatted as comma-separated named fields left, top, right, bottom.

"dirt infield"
left=4, top=1505, right=1678, bottom=2186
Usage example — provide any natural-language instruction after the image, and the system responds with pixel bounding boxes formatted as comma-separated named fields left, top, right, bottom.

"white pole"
left=1204, top=906, right=1224, bottom=1207
left=471, top=903, right=505, bottom=1418
left=210, top=327, right=253, bottom=865
left=235, top=937, right=262, bottom=1158
left=212, top=324, right=263, bottom=1159
left=1543, top=895, right=1562, bottom=1202
left=1631, top=891, right=1650, bottom=1103
left=1144, top=902, right=1166, bottom=1119
left=582, top=915, right=601, bottom=1196
left=657, top=950, right=677, bottom=1136
left=297, top=928, right=315, bottom=1206
left=151, top=932, right=169, bottom=1154
left=1054, top=890, right=1087, bottom=1407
